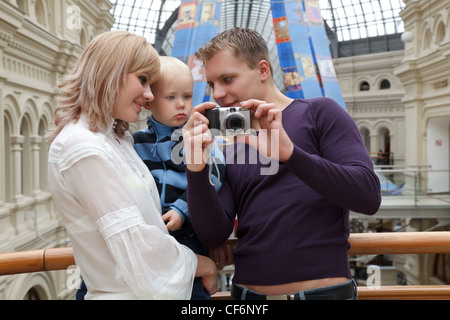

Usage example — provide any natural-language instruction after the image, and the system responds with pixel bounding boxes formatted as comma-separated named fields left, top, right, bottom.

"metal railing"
left=1, top=232, right=450, bottom=299
left=375, top=165, right=450, bottom=198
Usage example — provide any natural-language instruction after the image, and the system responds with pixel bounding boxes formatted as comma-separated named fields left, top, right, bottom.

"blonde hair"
left=195, top=27, right=273, bottom=76
left=48, top=30, right=160, bottom=144
left=153, top=56, right=192, bottom=88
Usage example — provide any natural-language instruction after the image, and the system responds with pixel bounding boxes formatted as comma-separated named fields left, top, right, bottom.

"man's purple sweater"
left=187, top=98, right=381, bottom=286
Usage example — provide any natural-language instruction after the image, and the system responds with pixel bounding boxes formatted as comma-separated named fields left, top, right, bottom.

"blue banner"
left=270, top=0, right=304, bottom=99
left=270, top=0, right=346, bottom=109
left=171, top=0, right=222, bottom=105
left=303, top=0, right=346, bottom=109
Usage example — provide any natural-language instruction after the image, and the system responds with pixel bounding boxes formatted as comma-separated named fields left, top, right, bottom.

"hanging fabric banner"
left=303, top=0, right=347, bottom=109
left=270, top=0, right=305, bottom=99
left=171, top=0, right=222, bottom=105
left=270, top=0, right=347, bottom=109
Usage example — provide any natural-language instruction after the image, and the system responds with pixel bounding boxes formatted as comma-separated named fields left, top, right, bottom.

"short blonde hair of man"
left=48, top=30, right=160, bottom=144
left=195, top=27, right=273, bottom=76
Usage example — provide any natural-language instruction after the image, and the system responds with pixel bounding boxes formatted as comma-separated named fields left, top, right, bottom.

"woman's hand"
left=195, top=254, right=218, bottom=295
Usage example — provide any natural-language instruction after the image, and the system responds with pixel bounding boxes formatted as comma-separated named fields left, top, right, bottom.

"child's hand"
left=162, top=209, right=183, bottom=231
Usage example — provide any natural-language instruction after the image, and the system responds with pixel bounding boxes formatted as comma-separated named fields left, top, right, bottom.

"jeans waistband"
left=231, top=279, right=358, bottom=300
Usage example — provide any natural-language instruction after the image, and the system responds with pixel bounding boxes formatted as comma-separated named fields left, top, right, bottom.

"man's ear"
left=258, top=60, right=271, bottom=81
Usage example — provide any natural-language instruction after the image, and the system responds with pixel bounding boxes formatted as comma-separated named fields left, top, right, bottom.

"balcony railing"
left=375, top=165, right=450, bottom=198
left=1, top=232, right=450, bottom=299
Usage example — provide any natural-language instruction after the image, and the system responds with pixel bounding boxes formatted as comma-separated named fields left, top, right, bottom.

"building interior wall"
left=0, top=0, right=449, bottom=299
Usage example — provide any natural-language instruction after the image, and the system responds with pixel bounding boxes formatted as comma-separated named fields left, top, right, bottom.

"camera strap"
left=208, top=154, right=221, bottom=187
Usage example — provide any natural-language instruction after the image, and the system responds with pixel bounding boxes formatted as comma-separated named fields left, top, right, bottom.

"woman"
left=47, top=30, right=216, bottom=299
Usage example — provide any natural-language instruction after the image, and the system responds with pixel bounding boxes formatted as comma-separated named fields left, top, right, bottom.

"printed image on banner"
left=273, top=17, right=291, bottom=43
left=285, top=0, right=322, bottom=99
left=270, top=0, right=303, bottom=98
left=172, top=0, right=222, bottom=105
left=303, top=0, right=347, bottom=109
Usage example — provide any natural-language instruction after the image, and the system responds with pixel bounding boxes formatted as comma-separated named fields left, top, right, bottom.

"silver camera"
left=205, top=106, right=251, bottom=136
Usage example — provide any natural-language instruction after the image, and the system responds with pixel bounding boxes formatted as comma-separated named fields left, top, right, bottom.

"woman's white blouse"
left=48, top=115, right=197, bottom=299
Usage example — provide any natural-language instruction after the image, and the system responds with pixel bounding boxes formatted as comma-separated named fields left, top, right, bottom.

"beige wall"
left=0, top=0, right=113, bottom=300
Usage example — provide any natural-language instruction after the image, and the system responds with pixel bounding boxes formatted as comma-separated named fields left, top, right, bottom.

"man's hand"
left=238, top=99, right=294, bottom=162
left=208, top=245, right=234, bottom=271
left=182, top=102, right=217, bottom=172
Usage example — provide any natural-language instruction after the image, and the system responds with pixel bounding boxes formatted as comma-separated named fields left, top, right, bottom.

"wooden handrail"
left=1, top=232, right=450, bottom=276
left=1, top=232, right=450, bottom=299
left=0, top=247, right=75, bottom=276
left=349, top=231, right=450, bottom=255
left=358, top=286, right=450, bottom=300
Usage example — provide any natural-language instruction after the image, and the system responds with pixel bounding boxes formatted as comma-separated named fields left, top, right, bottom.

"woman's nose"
left=143, top=86, right=154, bottom=102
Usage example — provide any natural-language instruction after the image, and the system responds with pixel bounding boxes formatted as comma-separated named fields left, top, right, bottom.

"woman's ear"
left=258, top=60, right=271, bottom=81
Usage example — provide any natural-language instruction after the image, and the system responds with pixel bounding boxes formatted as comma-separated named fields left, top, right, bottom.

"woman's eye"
left=138, top=76, right=148, bottom=85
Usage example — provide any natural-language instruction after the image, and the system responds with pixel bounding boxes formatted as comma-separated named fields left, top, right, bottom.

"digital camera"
left=205, top=106, right=251, bottom=136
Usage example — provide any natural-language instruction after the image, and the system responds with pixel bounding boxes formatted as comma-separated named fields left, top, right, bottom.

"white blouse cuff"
left=96, top=206, right=144, bottom=240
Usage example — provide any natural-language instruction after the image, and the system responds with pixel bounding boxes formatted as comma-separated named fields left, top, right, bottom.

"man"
left=182, top=28, right=381, bottom=300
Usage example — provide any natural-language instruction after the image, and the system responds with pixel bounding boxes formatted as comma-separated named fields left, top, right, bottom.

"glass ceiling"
left=320, top=0, right=405, bottom=41
left=110, top=0, right=405, bottom=44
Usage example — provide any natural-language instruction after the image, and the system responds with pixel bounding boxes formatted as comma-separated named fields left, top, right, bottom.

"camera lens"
left=226, top=114, right=245, bottom=130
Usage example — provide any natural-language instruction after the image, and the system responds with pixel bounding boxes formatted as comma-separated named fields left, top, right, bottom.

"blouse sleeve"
left=60, top=146, right=197, bottom=299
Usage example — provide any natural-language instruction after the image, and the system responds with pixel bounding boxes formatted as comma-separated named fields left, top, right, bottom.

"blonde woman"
left=47, top=31, right=217, bottom=300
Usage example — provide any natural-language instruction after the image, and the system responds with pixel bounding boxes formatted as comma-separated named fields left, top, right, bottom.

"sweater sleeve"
left=186, top=167, right=235, bottom=248
left=284, top=98, right=381, bottom=215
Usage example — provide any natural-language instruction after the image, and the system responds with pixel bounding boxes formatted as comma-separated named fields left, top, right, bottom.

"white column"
left=10, top=135, right=24, bottom=203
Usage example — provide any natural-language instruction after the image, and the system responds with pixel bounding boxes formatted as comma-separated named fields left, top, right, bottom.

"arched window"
left=35, top=0, right=47, bottom=28
left=377, top=128, right=391, bottom=165
left=359, top=127, right=370, bottom=152
left=360, top=81, right=370, bottom=91
left=380, top=79, right=391, bottom=90
left=20, top=116, right=32, bottom=197
left=436, top=22, right=446, bottom=44
left=23, top=288, right=41, bottom=300
left=3, top=114, right=12, bottom=203
left=423, top=29, right=432, bottom=49
left=38, top=118, right=48, bottom=192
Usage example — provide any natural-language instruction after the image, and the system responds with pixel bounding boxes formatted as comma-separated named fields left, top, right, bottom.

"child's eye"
left=167, top=96, right=175, bottom=100
left=184, top=95, right=192, bottom=100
